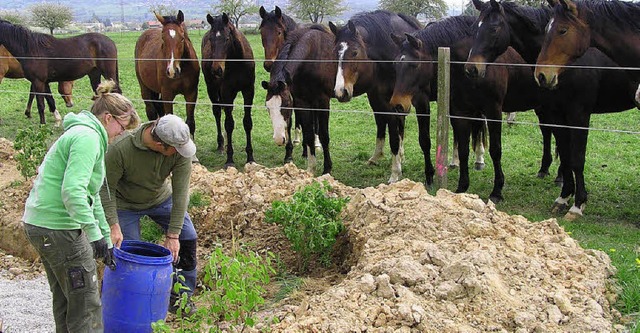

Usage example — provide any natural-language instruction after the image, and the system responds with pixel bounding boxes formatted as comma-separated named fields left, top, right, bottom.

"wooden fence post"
left=436, top=47, right=451, bottom=190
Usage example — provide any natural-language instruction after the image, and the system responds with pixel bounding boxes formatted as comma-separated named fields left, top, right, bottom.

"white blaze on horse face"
left=266, top=95, right=287, bottom=145
left=216, top=31, right=221, bottom=37
left=169, top=29, right=176, bottom=38
left=334, top=42, right=348, bottom=98
left=546, top=18, right=555, bottom=34
left=478, top=20, right=483, bottom=28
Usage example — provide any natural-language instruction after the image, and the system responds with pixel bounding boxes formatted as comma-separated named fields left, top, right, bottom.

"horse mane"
left=270, top=25, right=329, bottom=84
left=348, top=10, right=413, bottom=58
left=416, top=15, right=476, bottom=54
left=499, top=1, right=551, bottom=34
left=571, top=0, right=640, bottom=32
left=397, top=13, right=422, bottom=30
left=0, top=19, right=54, bottom=53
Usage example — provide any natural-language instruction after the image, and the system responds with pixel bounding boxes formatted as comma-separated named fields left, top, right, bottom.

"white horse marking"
left=546, top=18, right=555, bottom=34
left=266, top=95, right=287, bottom=145
left=478, top=20, right=483, bottom=28
left=334, top=42, right=348, bottom=97
left=169, top=29, right=176, bottom=38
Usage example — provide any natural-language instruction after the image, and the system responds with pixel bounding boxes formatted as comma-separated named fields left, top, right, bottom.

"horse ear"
left=154, top=12, right=164, bottom=24
left=559, top=0, right=578, bottom=15
left=329, top=21, right=338, bottom=35
left=472, top=0, right=484, bottom=11
left=259, top=6, right=266, bottom=19
left=406, top=33, right=422, bottom=50
left=547, top=0, right=560, bottom=7
left=177, top=10, right=184, bottom=23
left=489, top=0, right=500, bottom=10
left=275, top=6, right=282, bottom=18
left=222, top=13, right=230, bottom=25
left=348, top=21, right=357, bottom=35
left=261, top=81, right=269, bottom=91
left=390, top=33, right=404, bottom=47
left=207, top=14, right=214, bottom=26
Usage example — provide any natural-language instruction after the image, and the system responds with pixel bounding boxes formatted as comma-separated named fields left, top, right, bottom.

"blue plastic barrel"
left=102, top=240, right=173, bottom=333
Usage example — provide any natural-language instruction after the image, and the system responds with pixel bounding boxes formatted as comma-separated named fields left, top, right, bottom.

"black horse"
left=329, top=11, right=431, bottom=186
left=467, top=0, right=636, bottom=219
left=391, top=15, right=542, bottom=202
left=202, top=13, right=256, bottom=167
left=262, top=25, right=335, bottom=175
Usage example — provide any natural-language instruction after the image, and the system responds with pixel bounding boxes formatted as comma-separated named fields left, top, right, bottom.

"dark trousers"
left=23, top=223, right=103, bottom=333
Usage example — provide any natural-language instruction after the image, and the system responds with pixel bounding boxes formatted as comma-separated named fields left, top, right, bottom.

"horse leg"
left=206, top=85, right=225, bottom=153
left=550, top=116, right=575, bottom=214
left=140, top=86, right=160, bottom=121
left=386, top=113, right=403, bottom=184
left=534, top=107, right=553, bottom=178
left=565, top=116, right=591, bottom=220
left=293, top=112, right=302, bottom=145
left=471, top=119, right=486, bottom=171
left=24, top=85, right=35, bottom=119
left=88, top=69, right=101, bottom=93
left=43, top=83, right=61, bottom=127
left=368, top=113, right=386, bottom=165
left=298, top=105, right=316, bottom=173
left=451, top=115, right=471, bottom=194
left=184, top=89, right=198, bottom=137
left=317, top=98, right=332, bottom=175
left=222, top=93, right=237, bottom=167
left=284, top=115, right=294, bottom=164
left=31, top=81, right=47, bottom=125
left=487, top=112, right=505, bottom=203
left=241, top=86, right=255, bottom=164
left=412, top=94, right=434, bottom=189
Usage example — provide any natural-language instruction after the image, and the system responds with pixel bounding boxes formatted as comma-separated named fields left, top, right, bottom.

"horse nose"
left=264, top=61, right=273, bottom=72
left=394, top=104, right=405, bottom=113
left=465, top=65, right=478, bottom=79
left=214, top=67, right=223, bottom=78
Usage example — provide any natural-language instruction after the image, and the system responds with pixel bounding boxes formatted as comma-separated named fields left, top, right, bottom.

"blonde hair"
left=91, top=80, right=140, bottom=130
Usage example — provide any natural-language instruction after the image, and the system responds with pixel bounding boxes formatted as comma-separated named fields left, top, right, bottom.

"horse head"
left=206, top=13, right=235, bottom=79
left=259, top=6, right=287, bottom=72
left=156, top=10, right=186, bottom=79
left=465, top=0, right=510, bottom=79
left=535, top=0, right=589, bottom=89
left=390, top=32, right=431, bottom=114
left=262, top=77, right=293, bottom=146
left=329, top=20, right=371, bottom=102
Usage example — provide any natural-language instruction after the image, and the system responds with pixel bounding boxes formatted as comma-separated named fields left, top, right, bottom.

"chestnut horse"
left=0, top=46, right=74, bottom=121
left=202, top=13, right=255, bottom=167
left=135, top=10, right=200, bottom=135
left=329, top=11, right=430, bottom=185
left=262, top=25, right=335, bottom=174
left=0, top=19, right=118, bottom=125
left=471, top=0, right=636, bottom=218
left=258, top=6, right=298, bottom=72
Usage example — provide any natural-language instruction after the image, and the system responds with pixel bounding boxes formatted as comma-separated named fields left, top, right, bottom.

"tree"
left=287, top=0, right=347, bottom=23
left=379, top=0, right=448, bottom=21
left=211, top=0, right=259, bottom=29
left=29, top=3, right=73, bottom=35
left=0, top=10, right=29, bottom=26
left=149, top=4, right=178, bottom=17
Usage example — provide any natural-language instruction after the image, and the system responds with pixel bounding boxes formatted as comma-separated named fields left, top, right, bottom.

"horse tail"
left=471, top=117, right=488, bottom=155
left=397, top=13, right=423, bottom=30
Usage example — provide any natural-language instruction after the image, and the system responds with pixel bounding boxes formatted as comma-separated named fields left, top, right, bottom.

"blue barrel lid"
left=114, top=240, right=173, bottom=266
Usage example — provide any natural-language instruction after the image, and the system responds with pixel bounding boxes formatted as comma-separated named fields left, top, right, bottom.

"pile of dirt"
left=0, top=138, right=622, bottom=332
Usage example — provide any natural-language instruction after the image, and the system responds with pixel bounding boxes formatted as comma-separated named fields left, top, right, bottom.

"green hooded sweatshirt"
left=23, top=110, right=112, bottom=247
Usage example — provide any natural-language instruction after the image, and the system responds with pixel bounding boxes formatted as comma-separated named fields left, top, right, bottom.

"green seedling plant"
left=265, top=180, right=350, bottom=272
left=13, top=125, right=53, bottom=180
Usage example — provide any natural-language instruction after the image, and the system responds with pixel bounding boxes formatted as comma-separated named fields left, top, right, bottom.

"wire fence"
left=2, top=53, right=639, bottom=135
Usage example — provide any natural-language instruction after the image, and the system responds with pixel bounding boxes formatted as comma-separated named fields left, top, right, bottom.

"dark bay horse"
left=0, top=46, right=74, bottom=122
left=470, top=0, right=636, bottom=219
left=259, top=6, right=298, bottom=72
left=0, top=19, right=118, bottom=125
left=261, top=25, right=335, bottom=174
left=329, top=10, right=432, bottom=185
left=135, top=10, right=200, bottom=135
left=202, top=13, right=255, bottom=167
left=535, top=0, right=640, bottom=92
left=392, top=15, right=543, bottom=202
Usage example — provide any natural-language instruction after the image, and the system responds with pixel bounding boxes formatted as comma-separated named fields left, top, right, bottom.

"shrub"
left=13, top=125, right=53, bottom=180
left=264, top=180, right=350, bottom=272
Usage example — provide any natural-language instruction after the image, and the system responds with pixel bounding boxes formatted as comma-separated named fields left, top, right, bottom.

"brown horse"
left=329, top=11, right=428, bottom=185
left=262, top=25, right=336, bottom=174
left=0, top=46, right=74, bottom=121
left=535, top=0, right=640, bottom=91
left=135, top=10, right=200, bottom=135
left=202, top=13, right=255, bottom=167
left=0, top=19, right=118, bottom=125
left=258, top=6, right=298, bottom=72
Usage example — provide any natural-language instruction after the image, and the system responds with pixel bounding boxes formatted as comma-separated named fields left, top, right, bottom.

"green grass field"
left=0, top=30, right=638, bottom=328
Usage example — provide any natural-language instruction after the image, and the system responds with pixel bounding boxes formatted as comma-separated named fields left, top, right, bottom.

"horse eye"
left=558, top=28, right=568, bottom=35
left=351, top=51, right=358, bottom=57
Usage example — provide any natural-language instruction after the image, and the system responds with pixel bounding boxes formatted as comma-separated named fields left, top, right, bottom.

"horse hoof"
left=488, top=195, right=503, bottom=204
left=292, top=139, right=301, bottom=146
left=367, top=159, right=378, bottom=166
left=537, top=171, right=549, bottom=178
left=551, top=202, right=569, bottom=215
left=474, top=162, right=485, bottom=171
left=449, top=164, right=459, bottom=170
left=223, top=162, right=235, bottom=169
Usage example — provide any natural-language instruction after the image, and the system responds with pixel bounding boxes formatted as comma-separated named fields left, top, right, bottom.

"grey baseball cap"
left=154, top=114, right=196, bottom=158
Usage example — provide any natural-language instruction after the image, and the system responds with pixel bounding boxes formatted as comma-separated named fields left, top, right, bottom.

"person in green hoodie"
left=22, top=80, right=140, bottom=333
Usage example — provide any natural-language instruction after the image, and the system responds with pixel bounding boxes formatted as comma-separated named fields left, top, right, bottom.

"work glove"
left=103, top=247, right=116, bottom=270
left=90, top=237, right=108, bottom=259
